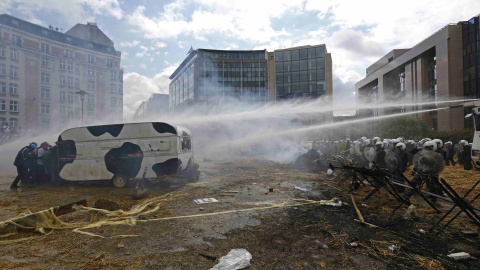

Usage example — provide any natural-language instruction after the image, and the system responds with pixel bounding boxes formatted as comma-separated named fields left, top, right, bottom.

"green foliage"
left=378, top=116, right=430, bottom=140
left=430, top=129, right=473, bottom=144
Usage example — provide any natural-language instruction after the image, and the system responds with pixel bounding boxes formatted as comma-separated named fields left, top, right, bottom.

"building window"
left=10, top=118, right=18, bottom=128
left=41, top=103, right=50, bottom=114
left=41, top=87, right=50, bottom=99
left=11, top=35, right=21, bottom=46
left=41, top=43, right=50, bottom=54
left=67, top=61, right=73, bottom=71
left=65, top=50, right=73, bottom=59
left=0, top=64, right=5, bottom=75
left=110, top=71, right=117, bottom=79
left=41, top=72, right=50, bottom=83
left=60, top=106, right=66, bottom=115
left=60, top=75, right=66, bottom=85
left=0, top=117, right=5, bottom=125
left=67, top=92, right=73, bottom=103
left=67, top=76, right=73, bottom=86
left=10, top=48, right=18, bottom=60
left=110, top=97, right=117, bottom=106
left=75, top=78, right=80, bottom=89
left=88, top=80, right=95, bottom=91
left=88, top=67, right=95, bottom=76
left=9, top=83, right=18, bottom=95
left=119, top=85, right=123, bottom=95
left=0, top=100, right=5, bottom=111
left=59, top=60, right=65, bottom=70
left=107, top=59, right=113, bottom=67
left=75, top=108, right=80, bottom=118
left=67, top=106, right=73, bottom=117
left=88, top=55, right=95, bottom=64
left=41, top=118, right=50, bottom=130
left=60, top=90, right=65, bottom=101
left=9, top=100, right=18, bottom=112
left=87, top=94, right=95, bottom=104
left=75, top=64, right=80, bottom=74
left=41, top=57, right=50, bottom=68
left=110, top=84, right=116, bottom=93
left=87, top=107, right=94, bottom=116
left=9, top=66, right=18, bottom=78
left=0, top=82, right=6, bottom=93
left=0, top=47, right=6, bottom=57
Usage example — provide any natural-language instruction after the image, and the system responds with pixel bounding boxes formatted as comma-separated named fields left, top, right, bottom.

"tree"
left=378, top=116, right=430, bottom=140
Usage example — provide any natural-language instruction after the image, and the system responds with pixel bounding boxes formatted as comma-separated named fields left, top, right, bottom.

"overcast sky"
left=2, top=0, right=480, bottom=119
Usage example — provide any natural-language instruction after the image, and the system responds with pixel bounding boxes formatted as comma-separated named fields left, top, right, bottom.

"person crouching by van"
left=35, top=142, right=52, bottom=183
left=11, top=142, right=37, bottom=188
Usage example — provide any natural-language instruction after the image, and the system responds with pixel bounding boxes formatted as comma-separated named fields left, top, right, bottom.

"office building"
left=0, top=14, right=123, bottom=131
left=132, top=93, right=169, bottom=120
left=169, top=45, right=333, bottom=112
left=169, top=48, right=268, bottom=110
left=354, top=16, right=480, bottom=132
left=274, top=45, right=332, bottom=101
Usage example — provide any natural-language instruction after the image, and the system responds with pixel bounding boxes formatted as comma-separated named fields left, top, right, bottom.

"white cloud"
left=119, top=40, right=140, bottom=48
left=125, top=0, right=301, bottom=43
left=123, top=64, right=179, bottom=119
left=0, top=0, right=124, bottom=26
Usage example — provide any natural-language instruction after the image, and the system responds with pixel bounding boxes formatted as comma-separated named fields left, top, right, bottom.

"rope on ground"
left=0, top=193, right=339, bottom=242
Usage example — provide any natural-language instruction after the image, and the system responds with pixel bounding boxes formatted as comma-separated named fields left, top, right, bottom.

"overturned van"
left=55, top=122, right=195, bottom=187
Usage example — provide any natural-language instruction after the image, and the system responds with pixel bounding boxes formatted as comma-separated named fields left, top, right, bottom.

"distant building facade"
left=169, top=45, right=333, bottom=112
left=169, top=49, right=268, bottom=111
left=273, top=45, right=332, bottom=101
left=132, top=93, right=169, bottom=120
left=354, top=16, right=480, bottom=132
left=0, top=14, right=123, bottom=131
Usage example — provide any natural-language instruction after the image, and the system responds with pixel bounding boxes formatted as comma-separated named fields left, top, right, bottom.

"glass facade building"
left=274, top=45, right=326, bottom=100
left=169, top=49, right=268, bottom=110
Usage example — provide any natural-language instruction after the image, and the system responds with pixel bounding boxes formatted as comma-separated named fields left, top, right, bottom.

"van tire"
left=112, top=174, right=129, bottom=188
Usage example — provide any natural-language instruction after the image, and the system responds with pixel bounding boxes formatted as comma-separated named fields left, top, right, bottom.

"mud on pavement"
left=0, top=158, right=479, bottom=269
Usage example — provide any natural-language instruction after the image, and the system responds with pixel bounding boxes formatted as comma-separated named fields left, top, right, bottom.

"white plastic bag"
left=210, top=249, right=252, bottom=270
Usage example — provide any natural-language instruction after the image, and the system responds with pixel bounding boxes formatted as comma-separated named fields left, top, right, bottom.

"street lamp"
left=75, top=90, right=87, bottom=126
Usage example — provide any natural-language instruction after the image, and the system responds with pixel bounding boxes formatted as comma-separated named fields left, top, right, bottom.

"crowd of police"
left=11, top=142, right=59, bottom=189
left=347, top=137, right=473, bottom=204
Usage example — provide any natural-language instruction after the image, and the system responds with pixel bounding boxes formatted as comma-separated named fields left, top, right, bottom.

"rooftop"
left=0, top=14, right=120, bottom=57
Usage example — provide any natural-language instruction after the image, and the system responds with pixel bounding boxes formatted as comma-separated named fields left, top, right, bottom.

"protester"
left=11, top=142, right=37, bottom=188
left=36, top=142, right=52, bottom=183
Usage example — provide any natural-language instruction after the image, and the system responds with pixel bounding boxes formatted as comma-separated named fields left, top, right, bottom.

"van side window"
left=181, top=136, right=191, bottom=151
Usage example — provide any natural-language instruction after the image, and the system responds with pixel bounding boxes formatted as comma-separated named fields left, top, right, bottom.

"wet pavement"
left=0, top=158, right=479, bottom=269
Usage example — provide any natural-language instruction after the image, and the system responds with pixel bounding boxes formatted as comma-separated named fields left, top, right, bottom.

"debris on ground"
left=194, top=198, right=219, bottom=204
left=388, top=245, right=398, bottom=252
left=199, top=253, right=217, bottom=261
left=294, top=186, right=308, bottom=191
left=403, top=204, right=417, bottom=220
left=462, top=230, right=479, bottom=237
left=210, top=248, right=252, bottom=270
left=94, top=199, right=120, bottom=211
left=447, top=252, right=471, bottom=261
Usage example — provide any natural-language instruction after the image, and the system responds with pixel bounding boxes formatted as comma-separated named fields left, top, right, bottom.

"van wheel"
left=112, top=174, right=129, bottom=188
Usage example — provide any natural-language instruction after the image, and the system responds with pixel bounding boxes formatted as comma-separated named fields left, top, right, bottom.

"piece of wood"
left=350, top=195, right=364, bottom=223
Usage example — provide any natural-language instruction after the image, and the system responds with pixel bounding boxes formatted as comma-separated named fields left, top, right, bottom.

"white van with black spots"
left=54, top=122, right=196, bottom=187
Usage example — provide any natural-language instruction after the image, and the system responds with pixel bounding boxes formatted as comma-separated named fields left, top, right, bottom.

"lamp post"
left=75, top=90, right=87, bottom=126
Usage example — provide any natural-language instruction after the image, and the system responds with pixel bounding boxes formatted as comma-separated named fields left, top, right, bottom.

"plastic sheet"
left=412, top=150, right=445, bottom=174
left=210, top=249, right=252, bottom=270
